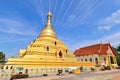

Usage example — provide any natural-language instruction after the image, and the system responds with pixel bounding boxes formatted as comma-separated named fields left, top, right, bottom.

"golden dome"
left=39, top=11, right=56, bottom=38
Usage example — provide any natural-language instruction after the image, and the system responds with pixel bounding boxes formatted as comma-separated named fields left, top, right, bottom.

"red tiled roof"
left=74, top=43, right=116, bottom=56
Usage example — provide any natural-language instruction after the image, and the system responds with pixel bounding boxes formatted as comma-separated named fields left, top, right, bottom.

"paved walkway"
left=1, top=69, right=120, bottom=80
left=17, top=74, right=76, bottom=80
left=112, top=77, right=120, bottom=80
left=56, top=69, right=120, bottom=80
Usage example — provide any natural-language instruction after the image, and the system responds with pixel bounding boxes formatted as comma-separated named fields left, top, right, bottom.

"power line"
left=60, top=0, right=89, bottom=31
left=53, top=0, right=58, bottom=24
left=56, top=0, right=85, bottom=32
left=58, top=0, right=74, bottom=27
left=54, top=0, right=66, bottom=25
left=62, top=0, right=103, bottom=34
left=75, top=0, right=103, bottom=26
left=64, top=0, right=90, bottom=29
left=70, top=0, right=100, bottom=26
left=40, top=0, right=45, bottom=25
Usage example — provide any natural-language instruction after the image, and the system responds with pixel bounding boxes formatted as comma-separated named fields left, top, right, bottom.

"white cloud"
left=0, top=38, right=31, bottom=43
left=0, top=18, right=37, bottom=36
left=98, top=10, right=120, bottom=31
left=98, top=25, right=112, bottom=31
left=72, top=32, right=120, bottom=51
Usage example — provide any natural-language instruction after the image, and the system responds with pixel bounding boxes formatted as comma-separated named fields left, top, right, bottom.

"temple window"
left=90, top=58, right=92, bottom=62
left=47, top=46, right=49, bottom=51
left=54, top=41, right=57, bottom=45
left=66, top=49, right=67, bottom=53
left=85, top=59, right=87, bottom=62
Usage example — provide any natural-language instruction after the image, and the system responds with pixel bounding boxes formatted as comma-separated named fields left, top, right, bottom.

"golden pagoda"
left=5, top=11, right=93, bottom=75
left=17, top=11, right=77, bottom=61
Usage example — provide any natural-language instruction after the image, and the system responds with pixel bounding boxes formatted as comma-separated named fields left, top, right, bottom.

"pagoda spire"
left=39, top=11, right=56, bottom=38
left=47, top=10, right=52, bottom=24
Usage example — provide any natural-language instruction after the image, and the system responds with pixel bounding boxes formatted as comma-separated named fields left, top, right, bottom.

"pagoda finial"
left=47, top=11, right=52, bottom=24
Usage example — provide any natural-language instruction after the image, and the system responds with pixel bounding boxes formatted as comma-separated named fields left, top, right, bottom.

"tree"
left=0, top=52, right=7, bottom=65
left=110, top=56, right=114, bottom=64
left=117, top=54, right=120, bottom=66
left=117, top=44, right=120, bottom=51
left=112, top=47, right=118, bottom=54
left=0, top=52, right=5, bottom=62
left=115, top=44, right=120, bottom=66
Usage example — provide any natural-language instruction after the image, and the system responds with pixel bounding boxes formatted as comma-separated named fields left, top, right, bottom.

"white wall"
left=76, top=54, right=100, bottom=66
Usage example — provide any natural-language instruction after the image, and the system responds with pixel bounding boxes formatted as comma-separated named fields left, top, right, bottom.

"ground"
left=1, top=69, right=120, bottom=80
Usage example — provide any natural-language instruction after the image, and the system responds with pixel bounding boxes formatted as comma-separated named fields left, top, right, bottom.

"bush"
left=80, top=66, right=83, bottom=72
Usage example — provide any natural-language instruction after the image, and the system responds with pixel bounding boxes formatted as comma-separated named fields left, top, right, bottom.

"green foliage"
left=0, top=61, right=6, bottom=65
left=117, top=54, right=120, bottom=66
left=110, top=56, right=114, bottom=64
left=113, top=45, right=120, bottom=66
left=117, top=44, right=120, bottom=51
left=115, top=44, right=120, bottom=66
left=112, top=47, right=118, bottom=54
left=0, top=52, right=4, bottom=55
left=0, top=51, right=5, bottom=63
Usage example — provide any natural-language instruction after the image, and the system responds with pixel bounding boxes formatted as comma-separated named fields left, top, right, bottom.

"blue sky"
left=0, top=0, right=120, bottom=59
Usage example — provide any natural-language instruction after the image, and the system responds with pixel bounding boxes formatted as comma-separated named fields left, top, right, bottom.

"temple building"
left=74, top=43, right=118, bottom=68
left=4, top=11, right=93, bottom=75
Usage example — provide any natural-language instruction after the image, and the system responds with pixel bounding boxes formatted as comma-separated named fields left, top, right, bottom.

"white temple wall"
left=76, top=54, right=100, bottom=66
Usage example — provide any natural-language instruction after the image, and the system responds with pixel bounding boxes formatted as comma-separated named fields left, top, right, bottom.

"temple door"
left=58, top=51, right=62, bottom=58
left=95, top=58, right=98, bottom=65
left=104, top=58, right=106, bottom=64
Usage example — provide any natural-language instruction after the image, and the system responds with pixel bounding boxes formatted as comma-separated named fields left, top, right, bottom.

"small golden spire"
left=47, top=11, right=52, bottom=24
